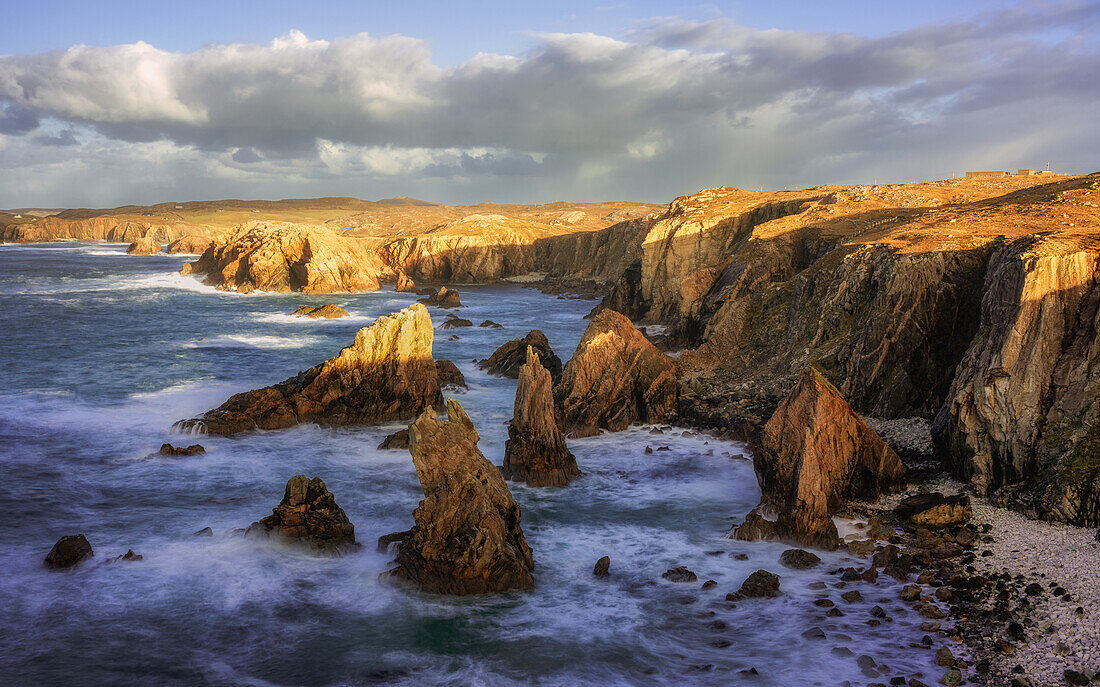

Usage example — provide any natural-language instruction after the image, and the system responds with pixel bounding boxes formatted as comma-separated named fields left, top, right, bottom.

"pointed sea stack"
left=502, top=347, right=580, bottom=487
left=554, top=309, right=678, bottom=437
left=174, top=304, right=443, bottom=435
left=732, top=368, right=906, bottom=549
left=385, top=399, right=535, bottom=594
left=245, top=475, right=356, bottom=553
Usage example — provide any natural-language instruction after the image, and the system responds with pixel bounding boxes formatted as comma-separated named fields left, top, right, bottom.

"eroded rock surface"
left=732, top=368, right=906, bottom=549
left=477, top=330, right=562, bottom=382
left=174, top=304, right=442, bottom=434
left=245, top=475, right=356, bottom=553
left=554, top=309, right=679, bottom=437
left=385, top=399, right=535, bottom=594
left=502, top=347, right=580, bottom=487
left=126, top=236, right=161, bottom=255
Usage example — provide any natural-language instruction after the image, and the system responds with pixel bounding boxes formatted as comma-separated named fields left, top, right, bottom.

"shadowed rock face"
left=174, top=304, right=443, bottom=435
left=245, top=475, right=356, bottom=553
left=386, top=399, right=535, bottom=595
left=477, top=330, right=562, bottom=383
left=126, top=236, right=161, bottom=255
left=180, top=222, right=384, bottom=293
left=732, top=368, right=906, bottom=549
left=554, top=309, right=679, bottom=438
left=502, top=347, right=580, bottom=487
left=435, top=360, right=467, bottom=389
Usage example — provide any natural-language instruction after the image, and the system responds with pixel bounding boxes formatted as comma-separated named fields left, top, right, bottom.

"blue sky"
left=0, top=1, right=1097, bottom=206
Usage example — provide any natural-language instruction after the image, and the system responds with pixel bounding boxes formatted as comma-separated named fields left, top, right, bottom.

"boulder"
left=44, top=535, right=93, bottom=569
left=662, top=566, right=698, bottom=583
left=441, top=317, right=473, bottom=329
left=731, top=368, right=906, bottom=549
left=477, top=330, right=563, bottom=382
left=554, top=309, right=679, bottom=437
left=293, top=304, right=349, bottom=319
left=418, top=286, right=462, bottom=308
left=126, top=236, right=161, bottom=255
left=180, top=222, right=383, bottom=293
left=895, top=493, right=972, bottom=528
left=435, top=360, right=468, bottom=390
left=384, top=399, right=535, bottom=594
left=245, top=475, right=356, bottom=553
left=778, top=548, right=821, bottom=569
left=726, top=570, right=781, bottom=599
left=174, top=304, right=443, bottom=435
left=165, top=235, right=213, bottom=254
left=395, top=272, right=417, bottom=293
left=378, top=428, right=410, bottom=450
left=593, top=556, right=611, bottom=577
left=479, top=320, right=504, bottom=329
left=502, top=347, right=580, bottom=487
left=157, top=443, right=205, bottom=457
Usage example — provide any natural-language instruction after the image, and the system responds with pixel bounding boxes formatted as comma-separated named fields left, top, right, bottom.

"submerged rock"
left=435, top=360, right=467, bottom=390
left=174, top=304, right=443, bottom=435
left=157, top=443, right=205, bottom=457
left=108, top=549, right=143, bottom=563
left=554, top=309, right=679, bottom=438
left=418, top=286, right=462, bottom=308
left=731, top=368, right=906, bottom=549
left=45, top=535, right=93, bottom=569
left=126, top=236, right=161, bottom=255
left=385, top=399, right=534, bottom=594
left=293, top=304, right=349, bottom=319
left=502, top=347, right=580, bottom=487
left=477, top=330, right=562, bottom=382
left=245, top=475, right=356, bottom=553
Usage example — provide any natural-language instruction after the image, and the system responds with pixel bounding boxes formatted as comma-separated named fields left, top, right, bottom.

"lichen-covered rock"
left=385, top=399, right=535, bottom=594
left=126, top=236, right=161, bottom=255
left=502, top=347, right=580, bottom=487
left=174, top=304, right=442, bottom=434
left=292, top=304, right=349, bottom=319
left=180, top=222, right=383, bottom=293
left=165, top=235, right=213, bottom=254
left=554, top=309, right=679, bottom=437
left=477, top=330, right=562, bottom=382
left=418, top=286, right=462, bottom=308
left=245, top=475, right=356, bottom=553
left=732, top=368, right=906, bottom=549
left=435, top=360, right=467, bottom=389
left=45, top=535, right=93, bottom=569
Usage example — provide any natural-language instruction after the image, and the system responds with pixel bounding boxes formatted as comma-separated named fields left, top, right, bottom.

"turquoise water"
left=0, top=243, right=941, bottom=686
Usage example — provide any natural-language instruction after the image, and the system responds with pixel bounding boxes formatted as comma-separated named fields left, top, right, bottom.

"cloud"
left=0, top=3, right=1098, bottom=206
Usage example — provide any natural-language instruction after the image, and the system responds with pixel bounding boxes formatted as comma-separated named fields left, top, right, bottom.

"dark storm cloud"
left=232, top=146, right=261, bottom=163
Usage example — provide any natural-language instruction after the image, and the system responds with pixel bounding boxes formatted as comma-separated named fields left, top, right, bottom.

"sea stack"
left=245, top=475, right=356, bottom=553
left=174, top=303, right=443, bottom=434
left=502, top=347, right=580, bottom=487
left=554, top=309, right=679, bottom=437
left=477, top=329, right=563, bottom=382
left=385, top=399, right=535, bottom=594
left=732, top=368, right=906, bottom=549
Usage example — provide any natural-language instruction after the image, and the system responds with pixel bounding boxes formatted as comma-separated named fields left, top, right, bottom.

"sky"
left=0, top=0, right=1097, bottom=208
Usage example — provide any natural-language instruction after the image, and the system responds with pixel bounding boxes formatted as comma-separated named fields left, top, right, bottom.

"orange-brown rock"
left=732, top=368, right=906, bottom=549
left=165, top=235, right=213, bottom=254
left=180, top=222, right=384, bottom=293
left=477, top=330, right=562, bottom=382
left=385, top=399, right=535, bottom=594
left=174, top=304, right=442, bottom=435
left=395, top=272, right=417, bottom=292
left=554, top=309, right=679, bottom=437
left=502, top=347, right=580, bottom=487
left=435, top=360, right=467, bottom=389
left=378, top=428, right=410, bottom=450
left=126, top=236, right=161, bottom=255
left=292, top=304, right=349, bottom=319
left=418, top=286, right=462, bottom=308
left=245, top=475, right=356, bottom=553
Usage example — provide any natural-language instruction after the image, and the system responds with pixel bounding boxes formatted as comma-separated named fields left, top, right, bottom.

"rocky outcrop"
left=2, top=216, right=179, bottom=244
left=502, top=347, right=580, bottom=487
left=378, top=428, right=409, bottom=450
left=181, top=222, right=384, bottom=293
left=732, top=368, right=906, bottom=549
left=418, top=286, right=462, bottom=308
left=174, top=304, right=442, bottom=434
left=554, top=309, right=679, bottom=437
left=385, top=399, right=534, bottom=594
left=395, top=272, right=417, bottom=292
left=435, top=360, right=467, bottom=390
left=126, top=236, right=161, bottom=255
left=45, top=535, right=93, bottom=569
left=166, top=235, right=213, bottom=254
left=934, top=236, right=1100, bottom=526
left=476, top=330, right=562, bottom=382
left=245, top=475, right=356, bottom=553
left=157, top=443, right=205, bottom=457
left=292, top=304, right=349, bottom=319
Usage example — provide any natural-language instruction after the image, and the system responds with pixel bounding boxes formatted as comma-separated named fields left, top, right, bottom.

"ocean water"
left=0, top=243, right=942, bottom=686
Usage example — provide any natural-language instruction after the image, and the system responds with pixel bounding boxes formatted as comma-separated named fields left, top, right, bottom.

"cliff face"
left=1, top=216, right=188, bottom=244
left=934, top=236, right=1100, bottom=526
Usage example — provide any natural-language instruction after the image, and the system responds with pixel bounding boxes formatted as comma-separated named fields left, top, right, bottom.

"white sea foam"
left=184, top=333, right=322, bottom=350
